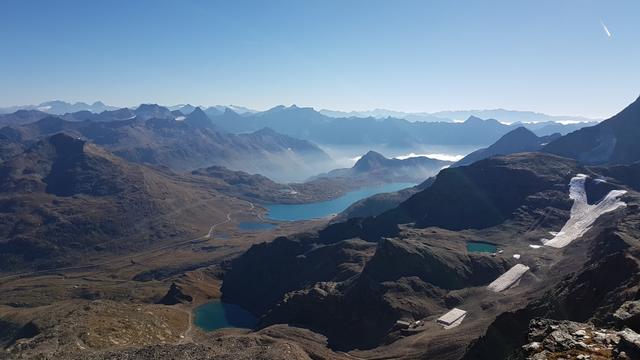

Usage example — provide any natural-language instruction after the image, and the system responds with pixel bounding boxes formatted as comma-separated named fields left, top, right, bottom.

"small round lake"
left=265, top=182, right=416, bottom=221
left=466, top=241, right=498, bottom=253
left=238, top=222, right=277, bottom=232
left=193, top=300, right=257, bottom=331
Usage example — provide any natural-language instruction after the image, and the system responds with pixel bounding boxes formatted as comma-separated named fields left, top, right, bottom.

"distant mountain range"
left=0, top=101, right=118, bottom=115
left=206, top=106, right=595, bottom=147
left=169, top=104, right=257, bottom=116
left=0, top=105, right=333, bottom=182
left=0, top=101, right=605, bottom=183
left=430, top=108, right=599, bottom=123
left=320, top=108, right=599, bottom=123
left=319, top=109, right=449, bottom=122
left=2, top=100, right=599, bottom=125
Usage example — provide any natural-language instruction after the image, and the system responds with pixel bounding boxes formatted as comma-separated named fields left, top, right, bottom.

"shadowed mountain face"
left=0, top=134, right=127, bottom=196
left=544, top=96, right=640, bottom=165
left=375, top=153, right=577, bottom=232
left=0, top=133, right=236, bottom=272
left=0, top=105, right=333, bottom=182
left=454, top=127, right=561, bottom=167
left=183, top=107, right=214, bottom=129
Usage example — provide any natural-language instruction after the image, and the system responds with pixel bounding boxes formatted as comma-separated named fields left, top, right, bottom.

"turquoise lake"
left=193, top=300, right=257, bottom=331
left=466, top=241, right=498, bottom=253
left=265, top=182, right=416, bottom=221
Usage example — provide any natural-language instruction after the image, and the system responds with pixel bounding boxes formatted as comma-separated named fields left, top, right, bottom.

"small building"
left=437, top=308, right=467, bottom=327
left=395, top=320, right=411, bottom=329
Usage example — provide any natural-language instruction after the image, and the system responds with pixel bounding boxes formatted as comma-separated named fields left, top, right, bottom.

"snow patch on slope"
left=542, top=174, right=626, bottom=248
left=487, top=264, right=530, bottom=292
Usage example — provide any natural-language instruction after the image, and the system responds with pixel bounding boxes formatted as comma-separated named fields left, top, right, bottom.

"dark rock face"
left=544, top=96, right=640, bottom=165
left=257, top=236, right=511, bottom=350
left=597, top=162, right=640, bottom=192
left=221, top=236, right=376, bottom=316
left=614, top=301, right=640, bottom=333
left=363, top=237, right=511, bottom=290
left=0, top=134, right=127, bottom=197
left=43, top=135, right=126, bottom=197
left=259, top=275, right=445, bottom=350
left=158, top=283, right=193, bottom=305
left=379, top=153, right=576, bottom=231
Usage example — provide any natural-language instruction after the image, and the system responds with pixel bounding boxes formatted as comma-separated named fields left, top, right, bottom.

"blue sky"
left=1, top=0, right=638, bottom=118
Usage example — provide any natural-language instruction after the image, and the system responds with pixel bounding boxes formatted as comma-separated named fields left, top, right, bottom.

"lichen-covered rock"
left=614, top=301, right=640, bottom=332
left=617, top=328, right=640, bottom=359
left=520, top=319, right=620, bottom=359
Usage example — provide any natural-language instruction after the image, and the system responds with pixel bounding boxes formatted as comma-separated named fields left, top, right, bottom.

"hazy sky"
left=1, top=0, right=638, bottom=118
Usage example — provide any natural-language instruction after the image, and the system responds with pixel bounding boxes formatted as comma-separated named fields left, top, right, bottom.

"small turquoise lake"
left=265, top=182, right=416, bottom=221
left=467, top=241, right=498, bottom=253
left=193, top=300, right=257, bottom=331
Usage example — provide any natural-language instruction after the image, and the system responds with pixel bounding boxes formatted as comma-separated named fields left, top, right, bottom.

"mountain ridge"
left=544, top=95, right=640, bottom=165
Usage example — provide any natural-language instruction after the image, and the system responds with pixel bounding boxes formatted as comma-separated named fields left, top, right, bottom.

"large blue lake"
left=265, top=182, right=416, bottom=221
left=193, top=300, right=257, bottom=331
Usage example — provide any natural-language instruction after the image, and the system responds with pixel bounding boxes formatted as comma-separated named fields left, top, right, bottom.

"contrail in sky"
left=601, top=20, right=612, bottom=38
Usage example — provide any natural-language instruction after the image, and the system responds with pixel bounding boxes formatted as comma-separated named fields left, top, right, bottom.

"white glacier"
left=542, top=174, right=626, bottom=249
